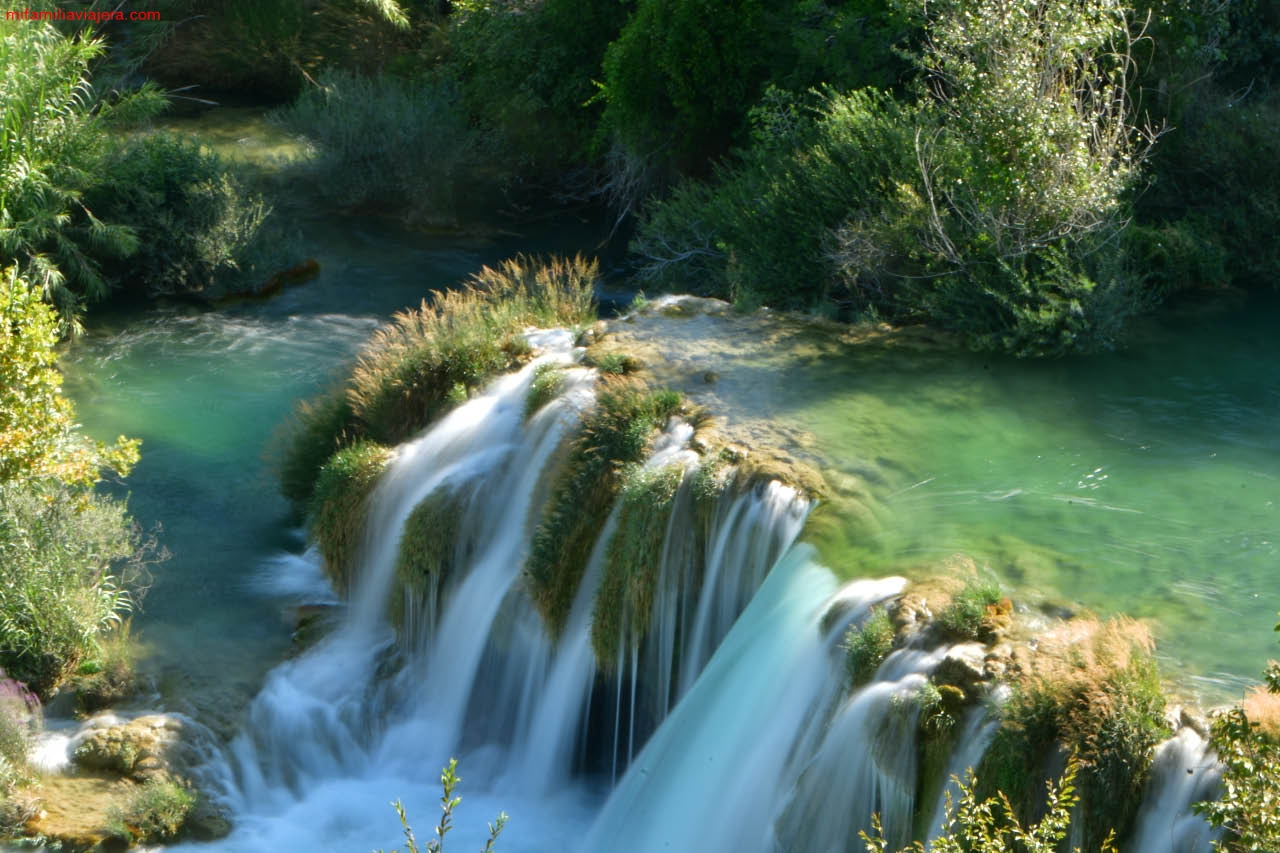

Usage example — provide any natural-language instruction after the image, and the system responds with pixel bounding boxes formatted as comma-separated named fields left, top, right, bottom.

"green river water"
left=60, top=110, right=1278, bottom=723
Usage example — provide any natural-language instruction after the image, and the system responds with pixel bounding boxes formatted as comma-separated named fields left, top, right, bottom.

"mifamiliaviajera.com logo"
left=5, top=7, right=162, bottom=21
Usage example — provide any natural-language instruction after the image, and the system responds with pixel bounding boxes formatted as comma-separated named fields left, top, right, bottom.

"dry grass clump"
left=1243, top=686, right=1280, bottom=743
left=978, top=616, right=1168, bottom=851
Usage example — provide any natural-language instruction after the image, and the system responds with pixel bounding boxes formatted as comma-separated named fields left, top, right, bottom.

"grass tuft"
left=278, top=254, right=599, bottom=503
left=843, top=607, right=896, bottom=688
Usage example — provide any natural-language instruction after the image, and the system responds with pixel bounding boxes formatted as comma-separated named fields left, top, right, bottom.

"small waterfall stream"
left=166, top=332, right=1224, bottom=853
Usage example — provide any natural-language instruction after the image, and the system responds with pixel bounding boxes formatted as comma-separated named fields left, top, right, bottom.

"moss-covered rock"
left=391, top=486, right=471, bottom=627
left=308, top=442, right=393, bottom=594
left=525, top=379, right=684, bottom=638
left=592, top=464, right=686, bottom=666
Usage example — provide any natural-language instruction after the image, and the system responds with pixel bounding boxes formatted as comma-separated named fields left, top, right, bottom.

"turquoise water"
left=778, top=295, right=1279, bottom=700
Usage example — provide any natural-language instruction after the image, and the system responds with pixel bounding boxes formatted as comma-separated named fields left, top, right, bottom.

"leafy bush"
left=863, top=760, right=1116, bottom=853
left=977, top=618, right=1168, bottom=852
left=0, top=675, right=38, bottom=834
left=602, top=0, right=787, bottom=176
left=278, top=387, right=357, bottom=505
left=843, top=607, right=896, bottom=688
left=108, top=777, right=196, bottom=843
left=273, top=69, right=493, bottom=227
left=86, top=133, right=275, bottom=299
left=0, top=482, right=153, bottom=696
left=637, top=86, right=913, bottom=305
left=449, top=0, right=630, bottom=172
left=309, top=441, right=393, bottom=594
left=526, top=380, right=683, bottom=638
left=635, top=0, right=1149, bottom=355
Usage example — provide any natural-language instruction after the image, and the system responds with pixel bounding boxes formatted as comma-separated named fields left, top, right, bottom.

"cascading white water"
left=582, top=547, right=897, bottom=853
left=1130, top=727, right=1221, bottom=853
left=182, top=330, right=836, bottom=852
left=164, top=331, right=1232, bottom=853
left=777, top=645, right=951, bottom=853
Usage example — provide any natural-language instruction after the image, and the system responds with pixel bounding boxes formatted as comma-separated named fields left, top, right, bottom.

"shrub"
left=0, top=17, right=164, bottom=326
left=86, top=133, right=275, bottom=299
left=843, top=607, right=896, bottom=688
left=0, top=675, right=38, bottom=834
left=935, top=577, right=1003, bottom=643
left=108, top=777, right=196, bottom=843
left=273, top=69, right=493, bottom=227
left=632, top=87, right=915, bottom=304
left=601, top=0, right=788, bottom=176
left=977, top=618, right=1168, bottom=851
left=0, top=482, right=153, bottom=696
left=309, top=442, right=393, bottom=593
left=449, top=0, right=630, bottom=172
left=592, top=463, right=685, bottom=666
left=526, top=380, right=683, bottom=638
left=863, top=760, right=1116, bottom=853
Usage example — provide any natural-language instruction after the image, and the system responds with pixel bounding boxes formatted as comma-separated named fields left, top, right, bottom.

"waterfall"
left=169, top=332, right=1231, bottom=853
left=191, top=330, right=834, bottom=851
left=1130, top=728, right=1221, bottom=853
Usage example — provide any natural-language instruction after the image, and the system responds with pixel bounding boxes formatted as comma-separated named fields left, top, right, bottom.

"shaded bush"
left=526, top=380, right=683, bottom=638
left=273, top=69, right=493, bottom=227
left=0, top=675, right=38, bottom=835
left=449, top=0, right=631, bottom=172
left=309, top=441, right=393, bottom=593
left=278, top=387, right=357, bottom=505
left=602, top=0, right=787, bottom=176
left=86, top=133, right=276, bottom=299
left=977, top=617, right=1168, bottom=852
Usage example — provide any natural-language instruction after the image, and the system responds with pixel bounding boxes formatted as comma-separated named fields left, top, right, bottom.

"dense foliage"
left=0, top=269, right=151, bottom=696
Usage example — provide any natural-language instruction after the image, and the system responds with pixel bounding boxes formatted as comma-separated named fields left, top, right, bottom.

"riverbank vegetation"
left=84, top=0, right=1273, bottom=355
